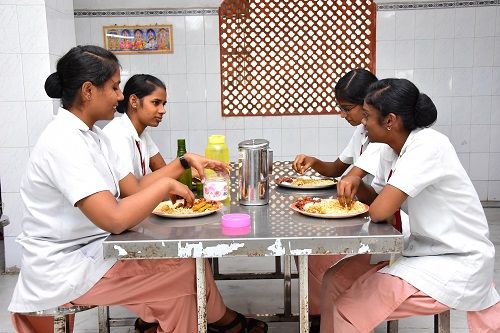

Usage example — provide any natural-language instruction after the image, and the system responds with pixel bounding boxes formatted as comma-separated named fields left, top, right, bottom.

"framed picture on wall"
left=103, top=24, right=173, bottom=54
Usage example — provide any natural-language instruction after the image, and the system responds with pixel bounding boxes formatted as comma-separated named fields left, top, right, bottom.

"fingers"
left=166, top=179, right=195, bottom=207
left=292, top=155, right=308, bottom=174
left=337, top=177, right=357, bottom=208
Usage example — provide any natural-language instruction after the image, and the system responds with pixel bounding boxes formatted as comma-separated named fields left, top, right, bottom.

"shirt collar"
left=56, top=107, right=94, bottom=132
left=399, top=128, right=423, bottom=157
left=120, top=113, right=141, bottom=142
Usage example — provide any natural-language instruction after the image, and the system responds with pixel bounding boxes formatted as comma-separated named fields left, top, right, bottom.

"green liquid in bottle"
left=177, top=139, right=192, bottom=190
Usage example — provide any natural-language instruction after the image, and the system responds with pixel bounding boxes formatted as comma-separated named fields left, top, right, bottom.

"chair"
left=386, top=310, right=450, bottom=333
left=17, top=305, right=96, bottom=333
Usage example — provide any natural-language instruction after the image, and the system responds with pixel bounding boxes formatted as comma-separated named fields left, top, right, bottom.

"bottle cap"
left=221, top=213, right=251, bottom=228
left=208, top=134, right=226, bottom=145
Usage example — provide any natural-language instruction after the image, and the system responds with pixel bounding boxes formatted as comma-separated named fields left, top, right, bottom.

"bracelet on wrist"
left=179, top=155, right=190, bottom=169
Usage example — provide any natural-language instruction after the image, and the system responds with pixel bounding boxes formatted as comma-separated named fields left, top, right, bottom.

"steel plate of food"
left=275, top=176, right=337, bottom=189
left=290, top=196, right=369, bottom=219
left=153, top=198, right=222, bottom=218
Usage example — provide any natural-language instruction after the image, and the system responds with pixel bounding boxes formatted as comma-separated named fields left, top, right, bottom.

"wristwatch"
left=179, top=155, right=190, bottom=169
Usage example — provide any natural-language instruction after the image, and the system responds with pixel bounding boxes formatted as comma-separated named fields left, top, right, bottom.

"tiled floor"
left=1, top=208, right=499, bottom=333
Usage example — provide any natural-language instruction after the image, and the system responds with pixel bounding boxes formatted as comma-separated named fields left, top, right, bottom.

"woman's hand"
left=292, top=154, right=317, bottom=174
left=337, top=175, right=362, bottom=208
left=164, top=178, right=195, bottom=207
left=184, top=153, right=230, bottom=182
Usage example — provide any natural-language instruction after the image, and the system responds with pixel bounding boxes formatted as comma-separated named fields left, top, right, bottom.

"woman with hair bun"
left=9, top=45, right=267, bottom=333
left=291, top=68, right=383, bottom=331
left=320, top=78, right=500, bottom=332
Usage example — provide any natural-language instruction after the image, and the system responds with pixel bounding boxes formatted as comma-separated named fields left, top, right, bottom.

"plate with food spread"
left=290, top=196, right=368, bottom=219
left=153, top=198, right=222, bottom=218
left=275, top=176, right=337, bottom=189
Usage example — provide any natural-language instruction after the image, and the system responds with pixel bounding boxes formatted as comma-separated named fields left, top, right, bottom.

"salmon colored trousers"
left=302, top=254, right=345, bottom=315
left=320, top=254, right=500, bottom=333
left=11, top=258, right=227, bottom=333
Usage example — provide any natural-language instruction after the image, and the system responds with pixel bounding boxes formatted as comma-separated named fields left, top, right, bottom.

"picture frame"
left=103, top=24, right=173, bottom=54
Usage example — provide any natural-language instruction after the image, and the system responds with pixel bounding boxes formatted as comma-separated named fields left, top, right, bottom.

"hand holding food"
left=164, top=178, right=195, bottom=207
left=337, top=175, right=362, bottom=209
left=292, top=154, right=317, bottom=174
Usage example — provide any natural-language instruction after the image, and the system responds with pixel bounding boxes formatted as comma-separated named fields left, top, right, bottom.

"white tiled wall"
left=376, top=5, right=500, bottom=201
left=74, top=14, right=341, bottom=164
left=0, top=1, right=75, bottom=271
left=75, top=6, right=500, bottom=202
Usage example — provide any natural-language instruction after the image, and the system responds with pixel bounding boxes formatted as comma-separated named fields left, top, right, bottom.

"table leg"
left=284, top=255, right=292, bottom=317
left=196, top=258, right=207, bottom=333
left=298, top=255, right=309, bottom=333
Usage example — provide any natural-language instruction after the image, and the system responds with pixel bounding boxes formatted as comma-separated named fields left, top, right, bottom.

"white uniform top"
left=339, top=124, right=384, bottom=182
left=372, top=128, right=499, bottom=311
left=9, top=108, right=129, bottom=312
left=103, top=113, right=159, bottom=178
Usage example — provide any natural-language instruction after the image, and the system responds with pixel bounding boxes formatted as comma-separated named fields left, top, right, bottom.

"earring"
left=387, top=127, right=391, bottom=131
left=133, top=104, right=137, bottom=109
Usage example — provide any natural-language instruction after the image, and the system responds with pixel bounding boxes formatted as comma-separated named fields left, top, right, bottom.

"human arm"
left=368, top=185, right=408, bottom=222
left=292, top=154, right=350, bottom=177
left=149, top=152, right=167, bottom=171
left=336, top=175, right=378, bottom=207
left=120, top=152, right=229, bottom=197
left=77, top=176, right=194, bottom=234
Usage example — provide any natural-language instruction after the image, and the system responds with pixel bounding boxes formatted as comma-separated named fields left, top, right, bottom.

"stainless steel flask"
left=237, top=139, right=273, bottom=206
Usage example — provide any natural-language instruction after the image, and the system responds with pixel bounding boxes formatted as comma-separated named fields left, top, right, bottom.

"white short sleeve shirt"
left=103, top=113, right=160, bottom=178
left=375, top=128, right=499, bottom=310
left=9, top=108, right=130, bottom=312
left=338, top=124, right=383, bottom=183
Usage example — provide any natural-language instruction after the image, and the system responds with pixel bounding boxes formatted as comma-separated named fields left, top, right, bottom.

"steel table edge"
left=102, top=235, right=404, bottom=260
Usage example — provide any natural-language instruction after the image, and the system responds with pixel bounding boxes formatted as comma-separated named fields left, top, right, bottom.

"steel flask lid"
left=238, top=139, right=269, bottom=150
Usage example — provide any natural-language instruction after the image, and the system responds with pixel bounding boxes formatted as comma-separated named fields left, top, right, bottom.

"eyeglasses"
left=338, top=104, right=359, bottom=114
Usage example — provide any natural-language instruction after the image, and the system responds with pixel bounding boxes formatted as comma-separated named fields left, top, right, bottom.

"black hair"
left=117, top=74, right=166, bottom=113
left=335, top=68, right=378, bottom=105
left=44, top=45, right=119, bottom=109
left=365, top=78, right=437, bottom=131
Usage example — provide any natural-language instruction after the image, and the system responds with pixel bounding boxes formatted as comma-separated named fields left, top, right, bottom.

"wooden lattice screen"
left=219, top=0, right=376, bottom=117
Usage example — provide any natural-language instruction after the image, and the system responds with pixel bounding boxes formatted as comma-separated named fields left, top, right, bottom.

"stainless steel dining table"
left=103, top=162, right=403, bottom=333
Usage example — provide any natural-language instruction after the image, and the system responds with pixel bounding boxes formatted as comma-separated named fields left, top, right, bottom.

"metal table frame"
left=0, top=215, right=9, bottom=273
left=103, top=163, right=403, bottom=332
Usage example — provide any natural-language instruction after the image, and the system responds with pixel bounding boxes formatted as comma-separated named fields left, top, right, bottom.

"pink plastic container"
left=221, top=213, right=251, bottom=228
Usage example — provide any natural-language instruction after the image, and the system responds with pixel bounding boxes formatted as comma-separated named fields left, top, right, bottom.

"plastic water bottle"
left=205, top=135, right=230, bottom=203
left=205, top=135, right=230, bottom=164
left=176, top=139, right=192, bottom=190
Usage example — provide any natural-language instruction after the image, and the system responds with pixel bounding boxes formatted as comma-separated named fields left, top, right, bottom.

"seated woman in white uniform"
left=290, top=68, right=383, bottom=331
left=321, top=78, right=500, bottom=333
left=104, top=74, right=256, bottom=332
left=103, top=74, right=168, bottom=179
left=8, top=45, right=267, bottom=333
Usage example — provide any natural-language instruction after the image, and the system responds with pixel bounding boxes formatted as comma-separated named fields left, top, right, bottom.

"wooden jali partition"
left=219, top=0, right=376, bottom=116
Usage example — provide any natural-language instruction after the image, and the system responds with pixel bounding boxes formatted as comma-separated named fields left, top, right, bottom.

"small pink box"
left=222, top=225, right=251, bottom=236
left=221, top=213, right=251, bottom=228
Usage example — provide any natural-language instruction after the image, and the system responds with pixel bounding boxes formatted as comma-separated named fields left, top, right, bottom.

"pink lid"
left=221, top=213, right=251, bottom=228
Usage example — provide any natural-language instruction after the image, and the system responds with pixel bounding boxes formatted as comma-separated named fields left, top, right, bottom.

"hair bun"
left=44, top=72, right=63, bottom=98
left=414, top=93, right=437, bottom=128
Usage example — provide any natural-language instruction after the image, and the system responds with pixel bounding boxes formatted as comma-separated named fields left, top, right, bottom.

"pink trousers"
left=320, top=254, right=500, bottom=333
left=304, top=255, right=345, bottom=315
left=11, top=258, right=227, bottom=333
